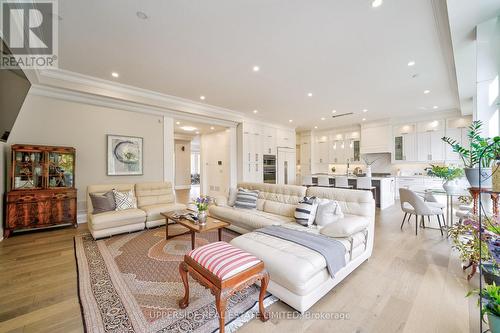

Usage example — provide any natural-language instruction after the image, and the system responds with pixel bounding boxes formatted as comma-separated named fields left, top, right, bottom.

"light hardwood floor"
left=0, top=190, right=480, bottom=333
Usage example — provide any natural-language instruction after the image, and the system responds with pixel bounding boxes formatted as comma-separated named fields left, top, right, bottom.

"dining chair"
left=356, top=177, right=376, bottom=202
left=302, top=175, right=315, bottom=187
left=334, top=176, right=351, bottom=189
left=317, top=175, right=333, bottom=187
left=399, top=188, right=445, bottom=236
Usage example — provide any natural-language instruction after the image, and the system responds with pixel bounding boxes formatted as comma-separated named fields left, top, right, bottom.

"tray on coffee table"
left=161, top=210, right=231, bottom=249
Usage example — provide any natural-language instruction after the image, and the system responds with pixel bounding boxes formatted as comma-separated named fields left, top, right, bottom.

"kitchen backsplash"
left=329, top=152, right=444, bottom=176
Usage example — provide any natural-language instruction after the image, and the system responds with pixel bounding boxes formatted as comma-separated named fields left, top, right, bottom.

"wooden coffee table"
left=161, top=210, right=231, bottom=250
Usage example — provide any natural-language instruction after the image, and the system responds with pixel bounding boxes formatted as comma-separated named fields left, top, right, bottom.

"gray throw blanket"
left=254, top=225, right=346, bottom=277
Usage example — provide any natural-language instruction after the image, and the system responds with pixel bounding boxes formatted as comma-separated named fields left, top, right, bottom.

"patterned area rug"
left=75, top=226, right=278, bottom=333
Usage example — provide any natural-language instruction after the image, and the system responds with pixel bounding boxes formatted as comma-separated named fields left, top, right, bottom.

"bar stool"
left=356, top=177, right=376, bottom=202
left=334, top=176, right=352, bottom=189
left=317, top=175, right=333, bottom=187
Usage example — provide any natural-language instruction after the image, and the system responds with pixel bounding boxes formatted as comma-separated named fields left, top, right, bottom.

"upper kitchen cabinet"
left=416, top=120, right=445, bottom=162
left=393, top=124, right=417, bottom=162
left=276, top=128, right=296, bottom=148
left=444, top=117, right=472, bottom=162
left=313, top=133, right=329, bottom=164
left=329, top=133, right=345, bottom=164
left=345, top=130, right=360, bottom=162
left=360, top=124, right=392, bottom=154
left=262, top=126, right=277, bottom=155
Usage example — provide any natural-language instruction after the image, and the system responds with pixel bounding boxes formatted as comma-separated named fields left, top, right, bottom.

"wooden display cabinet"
left=4, top=144, right=77, bottom=238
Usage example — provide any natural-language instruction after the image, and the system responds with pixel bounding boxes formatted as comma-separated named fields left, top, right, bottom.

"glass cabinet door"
left=48, top=152, right=74, bottom=188
left=13, top=151, right=44, bottom=189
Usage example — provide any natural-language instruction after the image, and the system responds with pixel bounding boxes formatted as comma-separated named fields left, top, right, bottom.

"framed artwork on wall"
left=107, top=135, right=143, bottom=176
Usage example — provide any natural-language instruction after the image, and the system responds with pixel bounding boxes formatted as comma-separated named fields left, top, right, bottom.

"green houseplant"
left=441, top=121, right=496, bottom=187
left=426, top=164, right=464, bottom=193
left=468, top=283, right=500, bottom=333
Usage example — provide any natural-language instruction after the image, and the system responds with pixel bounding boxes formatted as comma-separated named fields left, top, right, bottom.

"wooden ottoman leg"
left=215, top=292, right=228, bottom=333
left=259, top=271, right=270, bottom=322
left=178, top=262, right=190, bottom=309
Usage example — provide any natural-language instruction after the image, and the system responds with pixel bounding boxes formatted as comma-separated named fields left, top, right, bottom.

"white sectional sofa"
left=86, top=182, right=185, bottom=239
left=209, top=182, right=375, bottom=312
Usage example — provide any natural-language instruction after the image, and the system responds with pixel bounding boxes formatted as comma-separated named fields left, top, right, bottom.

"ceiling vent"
left=331, top=112, right=354, bottom=119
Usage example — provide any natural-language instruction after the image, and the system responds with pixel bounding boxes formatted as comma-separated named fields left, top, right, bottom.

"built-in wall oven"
left=263, top=155, right=276, bottom=184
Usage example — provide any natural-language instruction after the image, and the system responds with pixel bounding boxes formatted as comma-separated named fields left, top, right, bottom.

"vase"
left=489, top=313, right=500, bottom=333
left=365, top=166, right=372, bottom=177
left=442, top=179, right=460, bottom=194
left=464, top=167, right=492, bottom=188
left=197, top=210, right=207, bottom=225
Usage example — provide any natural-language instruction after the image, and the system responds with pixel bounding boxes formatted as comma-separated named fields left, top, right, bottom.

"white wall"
left=0, top=142, right=6, bottom=239
left=200, top=130, right=230, bottom=197
left=476, top=17, right=500, bottom=137
left=8, top=93, right=174, bottom=212
left=174, top=140, right=191, bottom=189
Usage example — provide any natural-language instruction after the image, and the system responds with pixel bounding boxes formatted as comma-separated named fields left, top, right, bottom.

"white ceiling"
left=57, top=0, right=460, bottom=130
left=173, top=119, right=226, bottom=136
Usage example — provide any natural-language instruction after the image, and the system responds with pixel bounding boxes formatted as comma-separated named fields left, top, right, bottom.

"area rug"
left=75, top=226, right=278, bottom=333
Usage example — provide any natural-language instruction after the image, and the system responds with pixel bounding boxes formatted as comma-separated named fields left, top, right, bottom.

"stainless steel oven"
left=263, top=155, right=276, bottom=184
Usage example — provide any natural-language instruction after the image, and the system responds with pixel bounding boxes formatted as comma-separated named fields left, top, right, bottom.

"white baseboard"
left=175, top=185, right=191, bottom=190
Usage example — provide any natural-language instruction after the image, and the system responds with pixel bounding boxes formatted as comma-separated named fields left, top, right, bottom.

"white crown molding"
left=30, top=84, right=239, bottom=128
left=38, top=68, right=246, bottom=123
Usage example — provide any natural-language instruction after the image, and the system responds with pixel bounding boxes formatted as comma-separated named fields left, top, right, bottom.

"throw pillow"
left=295, top=196, right=319, bottom=226
left=89, top=191, right=116, bottom=214
left=234, top=188, right=259, bottom=209
left=113, top=189, right=137, bottom=211
left=228, top=188, right=238, bottom=207
left=314, top=199, right=344, bottom=227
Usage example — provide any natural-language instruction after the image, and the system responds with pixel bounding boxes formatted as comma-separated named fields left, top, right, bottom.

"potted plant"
left=426, top=164, right=464, bottom=193
left=193, top=196, right=210, bottom=225
left=442, top=121, right=496, bottom=187
left=468, top=283, right=500, bottom=333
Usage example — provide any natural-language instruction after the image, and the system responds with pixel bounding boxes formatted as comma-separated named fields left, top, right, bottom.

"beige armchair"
left=399, top=188, right=444, bottom=236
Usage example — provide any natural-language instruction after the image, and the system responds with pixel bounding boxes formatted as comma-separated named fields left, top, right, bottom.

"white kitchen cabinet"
left=417, top=130, right=445, bottom=162
left=277, top=147, right=296, bottom=185
left=262, top=126, right=277, bottom=155
left=277, top=128, right=296, bottom=148
left=393, top=133, right=418, bottom=162
left=239, top=123, right=263, bottom=183
left=444, top=118, right=471, bottom=163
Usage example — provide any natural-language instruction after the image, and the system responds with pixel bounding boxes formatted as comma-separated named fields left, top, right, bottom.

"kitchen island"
left=310, top=174, right=395, bottom=210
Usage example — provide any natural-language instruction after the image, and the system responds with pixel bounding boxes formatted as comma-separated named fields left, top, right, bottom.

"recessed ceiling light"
left=362, top=118, right=366, bottom=121
left=253, top=109, right=258, bottom=114
left=314, top=126, right=318, bottom=129
left=332, top=110, right=337, bottom=113
left=176, top=121, right=180, bottom=125
left=195, top=131, right=200, bottom=135
left=362, top=109, right=368, bottom=113
left=433, top=106, right=439, bottom=109
left=407, top=61, right=416, bottom=66
left=210, top=126, right=215, bottom=130
left=252, top=66, right=260, bottom=72
left=136, top=11, right=148, bottom=20
left=424, top=90, right=430, bottom=94
left=180, top=126, right=197, bottom=131
left=200, top=96, right=206, bottom=100
left=111, top=72, right=119, bottom=78
left=321, top=117, right=326, bottom=121
left=372, top=0, right=383, bottom=8
left=307, top=93, right=313, bottom=97
left=289, top=119, right=293, bottom=123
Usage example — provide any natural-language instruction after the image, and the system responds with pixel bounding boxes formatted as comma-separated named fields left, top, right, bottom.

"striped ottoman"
left=178, top=241, right=269, bottom=333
